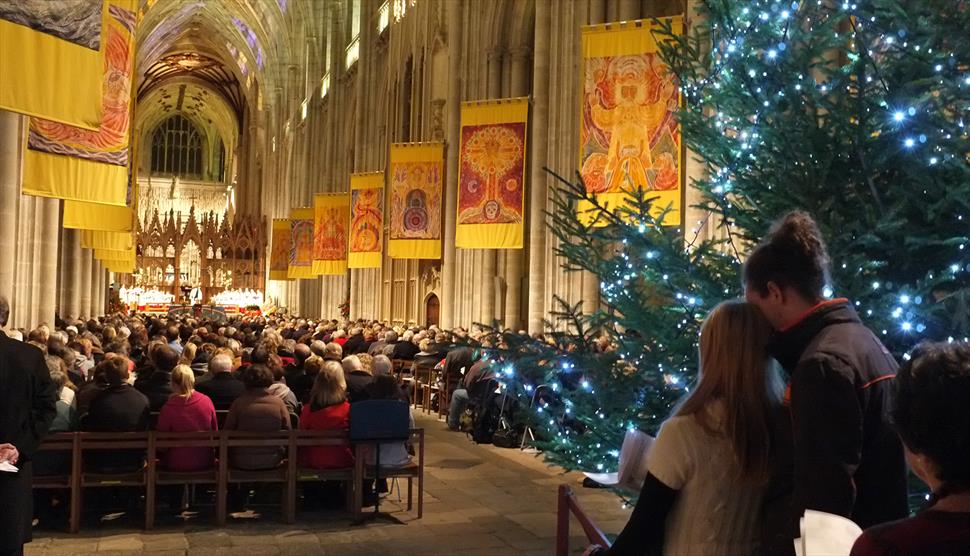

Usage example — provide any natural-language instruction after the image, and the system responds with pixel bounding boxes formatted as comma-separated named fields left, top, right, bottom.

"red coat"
left=156, top=391, right=218, bottom=471
left=298, top=401, right=353, bottom=469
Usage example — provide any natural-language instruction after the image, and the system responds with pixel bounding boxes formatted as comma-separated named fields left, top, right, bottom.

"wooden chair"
left=353, top=428, right=425, bottom=519
left=147, top=430, right=221, bottom=529
left=219, top=430, right=292, bottom=524
left=287, top=429, right=360, bottom=522
left=77, top=431, right=152, bottom=529
left=33, top=432, right=81, bottom=533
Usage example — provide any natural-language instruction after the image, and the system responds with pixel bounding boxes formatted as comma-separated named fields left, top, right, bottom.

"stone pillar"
left=440, top=0, right=463, bottom=330
left=527, top=1, right=551, bottom=334
left=479, top=47, right=505, bottom=327
left=36, top=197, right=59, bottom=325
left=618, top=0, right=640, bottom=20
left=503, top=47, right=531, bottom=331
left=78, top=250, right=92, bottom=319
left=0, top=111, right=21, bottom=304
left=90, top=260, right=102, bottom=318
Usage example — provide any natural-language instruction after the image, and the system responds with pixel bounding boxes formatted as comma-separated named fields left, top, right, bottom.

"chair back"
left=349, top=399, right=410, bottom=442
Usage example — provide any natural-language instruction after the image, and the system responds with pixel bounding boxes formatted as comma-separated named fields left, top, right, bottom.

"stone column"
left=480, top=46, right=505, bottom=327
left=90, top=260, right=102, bottom=318
left=78, top=250, right=92, bottom=319
left=527, top=1, right=551, bottom=334
left=440, top=0, right=463, bottom=330
left=36, top=197, right=60, bottom=325
left=618, top=0, right=640, bottom=20
left=0, top=110, right=21, bottom=303
left=503, top=47, right=531, bottom=331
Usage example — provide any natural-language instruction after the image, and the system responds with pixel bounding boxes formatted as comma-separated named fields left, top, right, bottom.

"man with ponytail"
left=744, top=212, right=908, bottom=551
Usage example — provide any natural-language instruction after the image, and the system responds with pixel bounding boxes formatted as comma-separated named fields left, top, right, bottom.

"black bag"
left=491, top=419, right=519, bottom=448
left=470, top=393, right=501, bottom=443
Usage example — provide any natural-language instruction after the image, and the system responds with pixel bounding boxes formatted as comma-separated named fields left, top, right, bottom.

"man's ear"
left=766, top=281, right=786, bottom=304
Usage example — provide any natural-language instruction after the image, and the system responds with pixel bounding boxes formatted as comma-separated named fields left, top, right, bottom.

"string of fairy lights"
left=494, top=0, right=969, bottom=476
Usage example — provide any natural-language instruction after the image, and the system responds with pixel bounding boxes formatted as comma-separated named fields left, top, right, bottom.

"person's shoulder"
left=851, top=516, right=923, bottom=556
left=0, top=334, right=45, bottom=361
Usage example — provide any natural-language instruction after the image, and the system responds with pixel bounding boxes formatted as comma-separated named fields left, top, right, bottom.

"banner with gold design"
left=456, top=97, right=528, bottom=249
left=348, top=172, right=384, bottom=269
left=312, top=193, right=350, bottom=276
left=0, top=0, right=105, bottom=129
left=387, top=143, right=443, bottom=259
left=269, top=219, right=292, bottom=281
left=20, top=0, right=136, bottom=206
left=580, top=17, right=683, bottom=226
left=288, top=208, right=315, bottom=279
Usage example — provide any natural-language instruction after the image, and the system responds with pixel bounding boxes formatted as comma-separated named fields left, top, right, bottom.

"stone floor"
left=25, top=412, right=632, bottom=555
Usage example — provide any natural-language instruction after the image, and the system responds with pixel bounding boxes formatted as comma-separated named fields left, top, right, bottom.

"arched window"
left=150, top=115, right=205, bottom=177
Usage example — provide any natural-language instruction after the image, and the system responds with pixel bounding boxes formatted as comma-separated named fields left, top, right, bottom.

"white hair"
left=209, top=354, right=233, bottom=374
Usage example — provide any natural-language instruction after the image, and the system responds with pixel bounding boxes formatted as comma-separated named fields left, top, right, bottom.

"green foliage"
left=487, top=0, right=970, bottom=476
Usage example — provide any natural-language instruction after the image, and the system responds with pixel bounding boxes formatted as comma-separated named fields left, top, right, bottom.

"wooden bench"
left=32, top=432, right=80, bottom=533
left=32, top=427, right=426, bottom=531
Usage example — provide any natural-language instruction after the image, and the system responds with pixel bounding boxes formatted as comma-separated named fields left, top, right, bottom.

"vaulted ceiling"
left=133, top=0, right=319, bottom=182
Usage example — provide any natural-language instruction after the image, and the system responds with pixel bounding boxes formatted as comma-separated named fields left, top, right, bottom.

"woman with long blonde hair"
left=587, top=300, right=786, bottom=556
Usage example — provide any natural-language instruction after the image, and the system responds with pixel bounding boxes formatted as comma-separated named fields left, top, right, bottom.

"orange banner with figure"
left=387, top=143, right=443, bottom=259
left=312, top=193, right=350, bottom=276
left=348, top=172, right=384, bottom=269
left=580, top=17, right=683, bottom=226
left=456, top=97, right=527, bottom=249
left=269, top=219, right=292, bottom=281
left=288, top=208, right=315, bottom=279
left=20, top=0, right=136, bottom=206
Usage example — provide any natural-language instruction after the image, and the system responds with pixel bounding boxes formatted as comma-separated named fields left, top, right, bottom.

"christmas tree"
left=490, top=0, right=970, bottom=478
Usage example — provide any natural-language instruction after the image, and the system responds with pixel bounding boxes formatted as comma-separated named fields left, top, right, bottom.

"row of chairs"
left=33, top=428, right=425, bottom=533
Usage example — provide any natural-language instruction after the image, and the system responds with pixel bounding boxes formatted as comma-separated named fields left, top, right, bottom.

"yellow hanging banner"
left=20, top=0, right=136, bottom=206
left=80, top=230, right=134, bottom=251
left=312, top=193, right=350, bottom=276
left=579, top=17, right=683, bottom=227
left=387, top=143, right=443, bottom=259
left=288, top=208, right=315, bottom=279
left=456, top=97, right=528, bottom=249
left=348, top=172, right=384, bottom=269
left=0, top=1, right=104, bottom=130
left=269, top=219, right=292, bottom=281
left=94, top=247, right=134, bottom=263
left=64, top=200, right=134, bottom=232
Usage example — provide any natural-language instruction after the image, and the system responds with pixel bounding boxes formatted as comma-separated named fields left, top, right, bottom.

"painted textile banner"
left=20, top=0, right=136, bottom=206
left=0, top=0, right=104, bottom=130
left=387, top=143, right=443, bottom=259
left=580, top=17, right=683, bottom=226
left=348, top=172, right=384, bottom=269
left=312, top=193, right=350, bottom=276
left=288, top=208, right=315, bottom=279
left=269, top=219, right=292, bottom=281
left=81, top=230, right=133, bottom=251
left=64, top=200, right=133, bottom=232
left=456, top=97, right=528, bottom=249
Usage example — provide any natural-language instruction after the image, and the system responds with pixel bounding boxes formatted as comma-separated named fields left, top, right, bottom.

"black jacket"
left=0, top=332, right=57, bottom=549
left=196, top=373, right=246, bottom=411
left=391, top=341, right=420, bottom=361
left=342, top=334, right=366, bottom=355
left=81, top=383, right=150, bottom=473
left=135, top=370, right=174, bottom=412
left=766, top=299, right=908, bottom=547
left=346, top=371, right=374, bottom=404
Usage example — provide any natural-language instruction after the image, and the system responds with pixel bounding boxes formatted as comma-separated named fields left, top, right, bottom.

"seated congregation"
left=17, top=314, right=462, bottom=531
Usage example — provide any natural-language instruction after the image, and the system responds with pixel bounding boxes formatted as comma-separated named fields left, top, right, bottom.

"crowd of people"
left=0, top=297, right=499, bottom=555
left=1, top=212, right=969, bottom=556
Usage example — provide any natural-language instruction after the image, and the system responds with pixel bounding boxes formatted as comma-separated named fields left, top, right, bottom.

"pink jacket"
left=156, top=391, right=219, bottom=471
